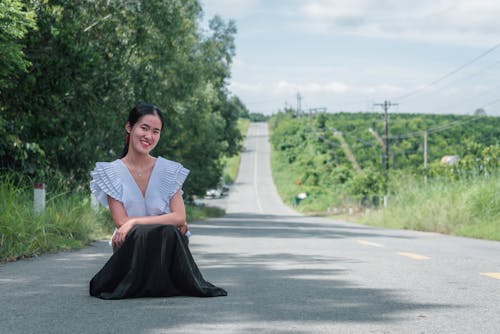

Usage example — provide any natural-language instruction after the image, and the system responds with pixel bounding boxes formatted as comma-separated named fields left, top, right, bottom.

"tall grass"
left=0, top=177, right=112, bottom=262
left=360, top=175, right=500, bottom=240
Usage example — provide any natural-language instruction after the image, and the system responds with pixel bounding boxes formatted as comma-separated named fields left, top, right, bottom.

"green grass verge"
left=359, top=175, right=500, bottom=241
left=186, top=204, right=225, bottom=221
left=222, top=118, right=250, bottom=184
left=0, top=179, right=112, bottom=262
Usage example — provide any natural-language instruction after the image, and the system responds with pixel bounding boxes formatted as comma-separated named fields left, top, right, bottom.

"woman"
left=89, top=103, right=227, bottom=299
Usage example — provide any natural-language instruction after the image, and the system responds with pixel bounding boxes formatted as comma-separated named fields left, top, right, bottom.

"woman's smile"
left=140, top=138, right=152, bottom=148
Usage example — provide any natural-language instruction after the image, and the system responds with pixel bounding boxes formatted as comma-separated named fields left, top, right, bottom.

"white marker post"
left=90, top=192, right=99, bottom=212
left=34, top=183, right=46, bottom=213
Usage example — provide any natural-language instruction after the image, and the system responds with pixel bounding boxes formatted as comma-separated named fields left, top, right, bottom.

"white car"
left=205, top=185, right=229, bottom=199
left=205, top=188, right=222, bottom=198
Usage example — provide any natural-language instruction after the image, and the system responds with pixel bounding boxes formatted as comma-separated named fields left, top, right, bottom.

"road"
left=1, top=122, right=499, bottom=333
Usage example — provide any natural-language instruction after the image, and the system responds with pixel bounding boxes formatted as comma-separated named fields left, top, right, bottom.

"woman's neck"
left=123, top=152, right=153, bottom=166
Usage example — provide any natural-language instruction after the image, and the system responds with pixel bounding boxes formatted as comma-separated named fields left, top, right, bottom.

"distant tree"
left=227, top=96, right=250, bottom=119
left=474, top=108, right=486, bottom=116
left=249, top=113, right=268, bottom=122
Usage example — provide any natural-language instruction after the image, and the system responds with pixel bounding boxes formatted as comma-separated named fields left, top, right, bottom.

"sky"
left=200, top=0, right=500, bottom=116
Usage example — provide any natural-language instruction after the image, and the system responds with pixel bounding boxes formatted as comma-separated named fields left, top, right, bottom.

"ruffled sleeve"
left=157, top=158, right=190, bottom=213
left=89, top=161, right=123, bottom=208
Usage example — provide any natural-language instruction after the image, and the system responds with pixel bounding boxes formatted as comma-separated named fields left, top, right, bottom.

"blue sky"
left=200, top=0, right=500, bottom=116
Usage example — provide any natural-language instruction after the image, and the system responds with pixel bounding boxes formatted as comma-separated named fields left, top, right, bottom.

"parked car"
left=205, top=183, right=229, bottom=199
left=205, top=188, right=222, bottom=198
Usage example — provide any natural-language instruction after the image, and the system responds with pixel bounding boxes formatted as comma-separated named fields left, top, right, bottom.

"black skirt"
left=89, top=224, right=227, bottom=299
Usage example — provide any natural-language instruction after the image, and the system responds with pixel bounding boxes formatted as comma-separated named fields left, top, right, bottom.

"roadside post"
left=90, top=193, right=99, bottom=212
left=34, top=183, right=46, bottom=213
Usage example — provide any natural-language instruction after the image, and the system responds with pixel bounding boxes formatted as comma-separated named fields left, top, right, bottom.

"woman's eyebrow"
left=140, top=122, right=161, bottom=131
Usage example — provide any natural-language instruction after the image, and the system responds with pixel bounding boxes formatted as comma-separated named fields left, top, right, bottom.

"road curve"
left=0, top=122, right=499, bottom=334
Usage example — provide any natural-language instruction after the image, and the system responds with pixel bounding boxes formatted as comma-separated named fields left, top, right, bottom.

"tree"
left=0, top=0, right=37, bottom=174
left=474, top=108, right=486, bottom=116
left=228, top=95, right=250, bottom=119
left=0, top=0, right=36, bottom=88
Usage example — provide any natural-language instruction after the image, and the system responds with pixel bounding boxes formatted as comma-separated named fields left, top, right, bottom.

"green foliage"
left=248, top=113, right=269, bottom=122
left=228, top=96, right=250, bottom=119
left=0, top=0, right=36, bottom=87
left=429, top=140, right=500, bottom=180
left=0, top=0, right=243, bottom=197
left=347, top=168, right=385, bottom=196
left=270, top=111, right=499, bottom=217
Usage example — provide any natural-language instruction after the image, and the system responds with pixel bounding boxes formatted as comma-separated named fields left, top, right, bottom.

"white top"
left=90, top=157, right=189, bottom=216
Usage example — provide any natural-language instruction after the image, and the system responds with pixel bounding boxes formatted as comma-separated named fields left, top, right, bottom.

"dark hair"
left=121, top=103, right=164, bottom=158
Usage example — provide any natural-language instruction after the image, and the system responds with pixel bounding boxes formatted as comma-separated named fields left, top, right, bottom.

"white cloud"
left=229, top=81, right=265, bottom=93
left=294, top=0, right=500, bottom=46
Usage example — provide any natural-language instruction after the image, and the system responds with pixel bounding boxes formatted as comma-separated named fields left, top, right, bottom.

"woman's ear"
left=125, top=122, right=132, bottom=134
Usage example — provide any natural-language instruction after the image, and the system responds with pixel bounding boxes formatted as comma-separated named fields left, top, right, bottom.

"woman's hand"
left=112, top=219, right=136, bottom=248
left=179, top=223, right=189, bottom=235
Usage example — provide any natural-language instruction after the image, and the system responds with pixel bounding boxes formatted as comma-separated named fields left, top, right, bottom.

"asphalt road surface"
left=1, top=122, right=499, bottom=333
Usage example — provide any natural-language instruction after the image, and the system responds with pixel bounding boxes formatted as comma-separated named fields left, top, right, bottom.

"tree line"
left=0, top=0, right=249, bottom=197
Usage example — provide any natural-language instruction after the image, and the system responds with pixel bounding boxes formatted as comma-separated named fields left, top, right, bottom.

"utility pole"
left=374, top=100, right=398, bottom=208
left=296, top=92, right=302, bottom=115
left=423, top=130, right=428, bottom=183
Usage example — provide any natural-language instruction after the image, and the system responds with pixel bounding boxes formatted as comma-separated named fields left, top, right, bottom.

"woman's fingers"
left=179, top=224, right=188, bottom=235
left=112, top=232, right=123, bottom=248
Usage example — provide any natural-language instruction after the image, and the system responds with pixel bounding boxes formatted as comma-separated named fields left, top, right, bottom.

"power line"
left=395, top=40, right=500, bottom=101
left=387, top=116, right=480, bottom=140
left=481, top=96, right=500, bottom=109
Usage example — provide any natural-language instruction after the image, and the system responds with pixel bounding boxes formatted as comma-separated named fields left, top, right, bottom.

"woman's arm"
left=108, top=190, right=187, bottom=247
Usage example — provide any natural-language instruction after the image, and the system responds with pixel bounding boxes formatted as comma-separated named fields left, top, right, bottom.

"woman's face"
left=126, top=114, right=162, bottom=155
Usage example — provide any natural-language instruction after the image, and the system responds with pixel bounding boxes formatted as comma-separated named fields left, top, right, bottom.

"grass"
left=186, top=204, right=225, bottom=221
left=222, top=118, right=250, bottom=184
left=0, top=178, right=112, bottom=262
left=359, top=175, right=500, bottom=241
